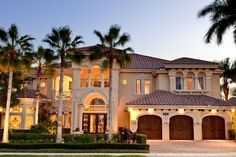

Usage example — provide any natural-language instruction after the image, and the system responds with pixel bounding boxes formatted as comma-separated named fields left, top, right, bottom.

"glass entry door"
left=83, top=113, right=107, bottom=133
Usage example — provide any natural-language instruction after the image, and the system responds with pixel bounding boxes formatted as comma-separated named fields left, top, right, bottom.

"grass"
left=0, top=156, right=147, bottom=157
left=0, top=149, right=148, bottom=153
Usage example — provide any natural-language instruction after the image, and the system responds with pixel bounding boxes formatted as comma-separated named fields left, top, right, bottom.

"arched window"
left=104, top=68, right=110, bottom=87
left=55, top=75, right=72, bottom=100
left=197, top=72, right=206, bottom=90
left=90, top=98, right=105, bottom=105
left=80, top=66, right=88, bottom=87
left=176, top=72, right=184, bottom=90
left=186, top=72, right=195, bottom=90
left=91, top=65, right=101, bottom=87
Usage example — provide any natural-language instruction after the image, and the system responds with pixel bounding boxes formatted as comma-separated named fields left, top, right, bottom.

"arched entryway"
left=202, top=116, right=225, bottom=140
left=170, top=115, right=193, bottom=140
left=137, top=115, right=162, bottom=139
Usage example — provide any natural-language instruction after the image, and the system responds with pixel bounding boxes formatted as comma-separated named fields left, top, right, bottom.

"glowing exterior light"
left=128, top=108, right=133, bottom=112
left=148, top=108, right=154, bottom=113
left=178, top=108, right=185, bottom=114
left=0, top=107, right=2, bottom=112
left=231, top=109, right=235, bottom=113
left=211, top=109, right=217, bottom=114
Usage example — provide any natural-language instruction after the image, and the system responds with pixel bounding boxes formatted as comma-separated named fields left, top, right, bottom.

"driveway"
left=148, top=140, right=236, bottom=153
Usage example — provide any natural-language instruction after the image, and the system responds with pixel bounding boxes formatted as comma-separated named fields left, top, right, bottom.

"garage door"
left=202, top=116, right=225, bottom=140
left=170, top=115, right=193, bottom=140
left=137, top=115, right=162, bottom=139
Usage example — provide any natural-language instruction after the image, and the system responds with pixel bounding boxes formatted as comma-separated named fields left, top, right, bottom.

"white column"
left=101, top=70, right=104, bottom=87
left=78, top=104, right=83, bottom=133
left=88, top=69, right=91, bottom=87
left=162, top=121, right=169, bottom=140
left=194, top=112, right=202, bottom=140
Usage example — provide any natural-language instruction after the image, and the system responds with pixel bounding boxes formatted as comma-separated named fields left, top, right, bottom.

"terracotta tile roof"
left=123, top=54, right=169, bottom=69
left=127, top=90, right=229, bottom=106
left=165, top=57, right=218, bottom=65
left=227, top=97, right=236, bottom=105
left=21, top=89, right=50, bottom=100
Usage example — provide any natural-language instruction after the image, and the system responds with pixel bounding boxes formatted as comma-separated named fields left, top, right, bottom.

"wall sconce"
left=231, top=109, right=235, bottom=113
left=148, top=108, right=154, bottom=113
left=178, top=108, right=185, bottom=114
left=211, top=109, right=217, bottom=114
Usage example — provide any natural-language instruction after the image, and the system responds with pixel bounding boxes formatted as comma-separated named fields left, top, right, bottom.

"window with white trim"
left=135, top=79, right=151, bottom=95
left=175, top=72, right=184, bottom=90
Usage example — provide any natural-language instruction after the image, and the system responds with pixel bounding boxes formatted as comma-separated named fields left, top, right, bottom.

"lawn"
left=0, top=155, right=147, bottom=157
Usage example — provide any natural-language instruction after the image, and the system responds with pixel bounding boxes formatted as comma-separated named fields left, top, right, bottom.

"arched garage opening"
left=202, top=116, right=225, bottom=140
left=170, top=115, right=194, bottom=140
left=137, top=115, right=162, bottom=139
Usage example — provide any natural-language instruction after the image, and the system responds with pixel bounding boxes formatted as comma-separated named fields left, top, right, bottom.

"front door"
left=82, top=113, right=107, bottom=133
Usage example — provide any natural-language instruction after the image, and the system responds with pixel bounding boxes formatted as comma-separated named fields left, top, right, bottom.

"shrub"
left=30, top=124, right=48, bottom=133
left=228, top=129, right=235, bottom=140
left=0, top=143, right=149, bottom=150
left=136, top=134, right=147, bottom=144
left=9, top=133, right=56, bottom=143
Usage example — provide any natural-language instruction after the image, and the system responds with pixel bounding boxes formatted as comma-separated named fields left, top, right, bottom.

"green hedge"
left=0, top=143, right=149, bottom=150
left=136, top=134, right=147, bottom=144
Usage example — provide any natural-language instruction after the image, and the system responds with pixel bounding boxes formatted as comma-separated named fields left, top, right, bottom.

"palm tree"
left=198, top=0, right=236, bottom=44
left=219, top=58, right=236, bottom=100
left=26, top=46, right=54, bottom=125
left=91, top=25, right=133, bottom=141
left=0, top=24, right=34, bottom=143
left=43, top=26, right=84, bottom=143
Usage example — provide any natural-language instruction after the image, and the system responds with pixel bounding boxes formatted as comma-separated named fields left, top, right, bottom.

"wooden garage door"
left=202, top=116, right=225, bottom=140
left=137, top=115, right=162, bottom=139
left=170, top=115, right=193, bottom=140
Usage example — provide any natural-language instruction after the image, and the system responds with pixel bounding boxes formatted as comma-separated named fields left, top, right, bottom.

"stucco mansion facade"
left=1, top=45, right=236, bottom=140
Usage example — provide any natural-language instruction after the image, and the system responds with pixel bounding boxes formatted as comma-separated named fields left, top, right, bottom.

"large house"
left=1, top=45, right=236, bottom=140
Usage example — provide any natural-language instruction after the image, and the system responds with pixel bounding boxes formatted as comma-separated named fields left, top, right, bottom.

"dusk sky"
left=1, top=0, right=235, bottom=62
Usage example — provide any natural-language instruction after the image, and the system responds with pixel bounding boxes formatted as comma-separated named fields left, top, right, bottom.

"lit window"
left=136, top=80, right=141, bottom=94
left=9, top=116, right=21, bottom=129
left=135, top=79, right=151, bottom=95
left=26, top=107, right=35, bottom=113
left=144, top=80, right=150, bottom=94
left=25, top=116, right=34, bottom=129
left=186, top=72, right=195, bottom=90
left=197, top=72, right=206, bottom=91
left=10, top=107, right=22, bottom=113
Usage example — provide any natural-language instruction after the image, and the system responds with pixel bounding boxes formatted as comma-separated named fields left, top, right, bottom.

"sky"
left=1, top=0, right=236, bottom=62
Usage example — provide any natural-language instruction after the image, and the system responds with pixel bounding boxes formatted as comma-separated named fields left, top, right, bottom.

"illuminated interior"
left=91, top=65, right=101, bottom=87
left=197, top=72, right=206, bottom=90
left=80, top=66, right=89, bottom=87
left=55, top=75, right=72, bottom=99
left=186, top=72, right=195, bottom=90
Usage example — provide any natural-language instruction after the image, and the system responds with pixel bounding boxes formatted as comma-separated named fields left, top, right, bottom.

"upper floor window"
left=176, top=72, right=184, bottom=90
left=197, top=72, right=206, bottom=90
left=91, top=65, right=101, bottom=87
left=80, top=66, right=89, bottom=87
left=186, top=72, right=194, bottom=90
left=135, top=79, right=151, bottom=95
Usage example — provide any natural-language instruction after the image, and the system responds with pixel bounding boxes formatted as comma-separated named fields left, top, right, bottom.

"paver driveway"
left=148, top=140, right=236, bottom=153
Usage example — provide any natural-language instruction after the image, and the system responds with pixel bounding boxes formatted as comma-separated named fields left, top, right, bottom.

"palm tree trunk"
left=108, top=63, right=113, bottom=141
left=35, top=77, right=40, bottom=125
left=56, top=64, right=64, bottom=143
left=223, top=79, right=229, bottom=100
left=2, top=71, right=13, bottom=143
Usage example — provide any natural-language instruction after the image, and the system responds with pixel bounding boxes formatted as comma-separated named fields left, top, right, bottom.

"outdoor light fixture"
left=178, top=108, right=185, bottom=114
left=148, top=108, right=154, bottom=113
left=231, top=109, right=235, bottom=113
left=0, top=107, right=2, bottom=112
left=211, top=109, right=217, bottom=114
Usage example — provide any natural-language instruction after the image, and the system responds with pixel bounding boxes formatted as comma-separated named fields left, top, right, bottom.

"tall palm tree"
left=198, top=0, right=236, bottom=44
left=91, top=25, right=133, bottom=141
left=43, top=26, right=84, bottom=143
left=219, top=58, right=236, bottom=100
left=0, top=24, right=34, bottom=143
left=26, top=46, right=54, bottom=125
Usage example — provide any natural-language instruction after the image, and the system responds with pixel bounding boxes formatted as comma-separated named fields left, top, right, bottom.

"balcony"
left=83, top=105, right=108, bottom=112
left=79, top=79, right=109, bottom=88
left=54, top=91, right=72, bottom=101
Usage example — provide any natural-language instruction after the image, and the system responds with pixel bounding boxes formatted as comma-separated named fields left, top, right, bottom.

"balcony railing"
left=54, top=91, right=72, bottom=101
left=80, top=79, right=109, bottom=88
left=83, top=105, right=108, bottom=111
